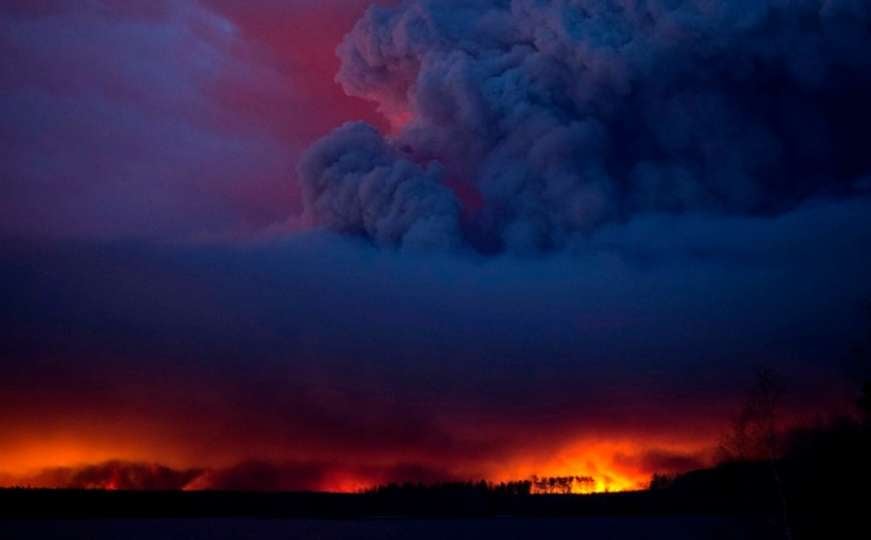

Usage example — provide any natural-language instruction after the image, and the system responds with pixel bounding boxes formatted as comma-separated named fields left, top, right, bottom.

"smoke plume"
left=300, top=0, right=871, bottom=253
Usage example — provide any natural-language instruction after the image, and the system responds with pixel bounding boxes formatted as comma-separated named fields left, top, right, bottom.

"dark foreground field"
left=1, top=516, right=774, bottom=540
left=0, top=484, right=803, bottom=540
left=0, top=485, right=783, bottom=539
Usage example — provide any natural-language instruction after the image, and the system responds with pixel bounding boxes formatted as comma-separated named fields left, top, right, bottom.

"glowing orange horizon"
left=0, top=430, right=715, bottom=493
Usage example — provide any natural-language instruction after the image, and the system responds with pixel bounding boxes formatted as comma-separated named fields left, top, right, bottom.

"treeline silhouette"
left=363, top=382, right=870, bottom=539
left=368, top=475, right=598, bottom=496
left=369, top=479, right=533, bottom=496
left=650, top=375, right=871, bottom=540
left=531, top=475, right=597, bottom=494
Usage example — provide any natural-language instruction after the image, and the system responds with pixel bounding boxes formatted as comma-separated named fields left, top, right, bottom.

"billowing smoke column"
left=300, top=0, right=871, bottom=253
left=299, top=122, right=462, bottom=250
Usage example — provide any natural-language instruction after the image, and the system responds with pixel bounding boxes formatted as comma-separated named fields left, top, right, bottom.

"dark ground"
left=0, top=516, right=775, bottom=540
left=0, top=486, right=795, bottom=540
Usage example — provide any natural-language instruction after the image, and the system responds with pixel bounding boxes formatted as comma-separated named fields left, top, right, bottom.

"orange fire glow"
left=485, top=435, right=714, bottom=494
left=0, top=423, right=715, bottom=493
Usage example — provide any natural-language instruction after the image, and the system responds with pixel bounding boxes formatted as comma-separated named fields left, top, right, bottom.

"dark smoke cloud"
left=299, top=0, right=871, bottom=253
left=3, top=195, right=870, bottom=470
left=299, top=122, right=462, bottom=250
left=1, top=194, right=869, bottom=485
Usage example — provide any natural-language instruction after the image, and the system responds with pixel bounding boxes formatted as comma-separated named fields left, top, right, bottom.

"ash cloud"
left=2, top=195, right=870, bottom=485
left=299, top=0, right=871, bottom=252
left=299, top=122, right=462, bottom=250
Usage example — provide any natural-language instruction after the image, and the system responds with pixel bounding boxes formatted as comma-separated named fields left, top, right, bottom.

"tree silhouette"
left=530, top=475, right=596, bottom=494
left=719, top=368, right=791, bottom=540
left=648, top=473, right=674, bottom=490
left=718, top=367, right=783, bottom=463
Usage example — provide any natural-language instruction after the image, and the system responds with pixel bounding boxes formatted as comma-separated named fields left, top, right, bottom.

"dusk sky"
left=2, top=0, right=871, bottom=492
